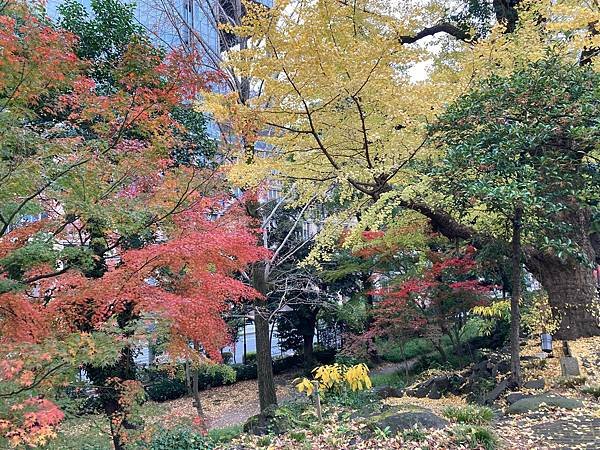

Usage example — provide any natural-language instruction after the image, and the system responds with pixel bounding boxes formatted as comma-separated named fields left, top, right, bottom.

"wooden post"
left=312, top=381, right=322, bottom=421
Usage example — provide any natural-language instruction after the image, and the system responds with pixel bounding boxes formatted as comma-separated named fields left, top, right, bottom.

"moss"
left=507, top=394, right=583, bottom=414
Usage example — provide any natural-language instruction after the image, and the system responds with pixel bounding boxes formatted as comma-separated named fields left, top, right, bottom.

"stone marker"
left=560, top=356, right=581, bottom=377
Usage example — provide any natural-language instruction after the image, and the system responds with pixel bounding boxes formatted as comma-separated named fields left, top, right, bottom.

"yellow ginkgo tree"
left=201, top=0, right=600, bottom=340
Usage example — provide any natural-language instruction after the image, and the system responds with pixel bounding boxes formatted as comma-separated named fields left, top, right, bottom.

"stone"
left=560, top=356, right=581, bottom=377
left=524, top=378, right=545, bottom=390
left=496, top=360, right=511, bottom=374
left=534, top=352, right=549, bottom=360
left=506, top=392, right=530, bottom=405
left=484, top=379, right=509, bottom=404
left=366, top=409, right=448, bottom=434
left=507, top=393, right=583, bottom=414
left=373, top=386, right=404, bottom=399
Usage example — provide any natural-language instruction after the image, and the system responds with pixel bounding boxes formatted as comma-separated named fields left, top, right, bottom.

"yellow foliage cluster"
left=295, top=363, right=372, bottom=396
left=198, top=0, right=600, bottom=264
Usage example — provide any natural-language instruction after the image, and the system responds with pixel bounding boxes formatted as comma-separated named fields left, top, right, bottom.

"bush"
left=580, top=384, right=600, bottom=399
left=401, top=425, right=427, bottom=442
left=334, top=353, right=366, bottom=367
left=207, top=425, right=242, bottom=444
left=148, top=427, right=214, bottom=450
left=244, top=352, right=257, bottom=364
left=231, top=363, right=257, bottom=381
left=371, top=371, right=408, bottom=388
left=145, top=371, right=188, bottom=402
left=443, top=405, right=494, bottom=425
left=452, top=425, right=497, bottom=450
left=378, top=338, right=434, bottom=363
left=143, top=364, right=237, bottom=402
left=197, top=364, right=236, bottom=389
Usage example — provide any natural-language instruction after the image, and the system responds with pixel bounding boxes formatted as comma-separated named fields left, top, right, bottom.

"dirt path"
left=370, top=356, right=420, bottom=376
left=157, top=372, right=298, bottom=430
left=157, top=358, right=419, bottom=431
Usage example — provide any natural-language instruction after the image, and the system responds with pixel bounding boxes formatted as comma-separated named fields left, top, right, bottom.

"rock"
left=496, top=360, right=511, bottom=374
left=366, top=409, right=448, bottom=434
left=484, top=379, right=509, bottom=404
left=507, top=393, right=584, bottom=414
left=373, top=385, right=404, bottom=399
left=560, top=356, right=581, bottom=377
left=534, top=352, right=549, bottom=360
left=243, top=405, right=286, bottom=435
left=506, top=392, right=530, bottom=405
left=524, top=378, right=545, bottom=390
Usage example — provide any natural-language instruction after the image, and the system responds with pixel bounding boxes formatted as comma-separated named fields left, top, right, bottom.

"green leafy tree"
left=429, top=58, right=600, bottom=380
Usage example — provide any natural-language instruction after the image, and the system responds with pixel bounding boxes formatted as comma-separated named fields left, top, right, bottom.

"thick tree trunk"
left=510, top=207, right=523, bottom=386
left=527, top=208, right=600, bottom=339
left=533, top=259, right=600, bottom=339
left=255, top=306, right=277, bottom=412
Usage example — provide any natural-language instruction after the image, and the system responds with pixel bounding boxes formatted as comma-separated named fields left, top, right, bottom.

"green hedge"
left=142, top=364, right=236, bottom=402
left=142, top=349, right=337, bottom=402
left=148, top=427, right=214, bottom=450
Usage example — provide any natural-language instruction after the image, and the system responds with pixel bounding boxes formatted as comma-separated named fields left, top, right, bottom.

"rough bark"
left=510, top=207, right=522, bottom=386
left=526, top=208, right=600, bottom=339
left=529, top=258, right=600, bottom=339
left=255, top=306, right=277, bottom=412
left=302, top=333, right=315, bottom=369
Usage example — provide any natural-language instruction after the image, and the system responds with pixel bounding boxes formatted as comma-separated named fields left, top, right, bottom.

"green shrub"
left=148, top=427, right=214, bottom=450
left=244, top=352, right=257, bottom=364
left=231, top=363, right=257, bottom=381
left=273, top=354, right=302, bottom=373
left=371, top=371, right=408, bottom=388
left=197, top=364, right=236, bottom=389
left=334, top=353, right=365, bottom=367
left=143, top=364, right=236, bottom=402
left=443, top=404, right=494, bottom=425
left=452, top=425, right=497, bottom=450
left=378, top=338, right=434, bottom=363
left=401, top=425, right=427, bottom=442
left=145, top=373, right=188, bottom=402
left=289, top=431, right=306, bottom=442
left=207, top=425, right=242, bottom=444
left=580, top=384, right=600, bottom=399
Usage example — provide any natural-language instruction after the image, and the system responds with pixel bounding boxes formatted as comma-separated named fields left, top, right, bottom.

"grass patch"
left=452, top=424, right=497, bottom=450
left=443, top=404, right=494, bottom=425
left=401, top=425, right=428, bottom=442
left=580, top=384, right=600, bottom=399
left=208, top=424, right=242, bottom=444
left=555, top=375, right=587, bottom=389
left=377, top=338, right=434, bottom=363
left=371, top=371, right=409, bottom=388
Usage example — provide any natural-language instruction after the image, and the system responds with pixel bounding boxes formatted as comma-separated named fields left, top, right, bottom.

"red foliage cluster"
left=371, top=246, right=490, bottom=339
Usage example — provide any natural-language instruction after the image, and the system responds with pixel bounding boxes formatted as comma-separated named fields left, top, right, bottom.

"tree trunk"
left=302, top=333, right=315, bottom=370
left=510, top=207, right=523, bottom=387
left=255, top=306, right=277, bottom=412
left=533, top=260, right=600, bottom=339
left=86, top=345, right=137, bottom=450
left=526, top=207, right=600, bottom=340
left=192, top=367, right=208, bottom=434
